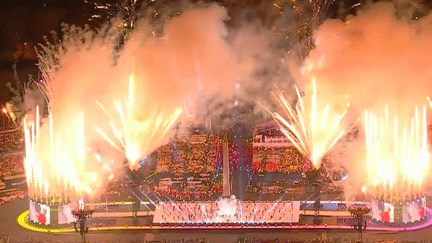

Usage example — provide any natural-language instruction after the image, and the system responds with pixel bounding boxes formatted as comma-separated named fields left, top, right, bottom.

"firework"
left=272, top=78, right=349, bottom=169
left=364, top=105, right=429, bottom=202
left=1, top=103, right=16, bottom=125
left=23, top=106, right=99, bottom=203
left=96, top=72, right=182, bottom=171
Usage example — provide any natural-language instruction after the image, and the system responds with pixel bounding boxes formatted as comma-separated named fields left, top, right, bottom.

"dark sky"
left=0, top=0, right=100, bottom=107
left=0, top=0, right=364, bottom=107
left=0, top=0, right=364, bottom=57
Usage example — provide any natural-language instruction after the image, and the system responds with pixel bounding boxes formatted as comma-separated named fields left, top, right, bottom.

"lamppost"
left=72, top=209, right=93, bottom=243
left=308, top=167, right=323, bottom=225
left=348, top=204, right=371, bottom=242
left=126, top=167, right=142, bottom=223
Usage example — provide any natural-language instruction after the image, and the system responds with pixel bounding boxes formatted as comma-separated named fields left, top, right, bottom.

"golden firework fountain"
left=271, top=77, right=350, bottom=224
left=24, top=107, right=93, bottom=226
left=363, top=106, right=429, bottom=224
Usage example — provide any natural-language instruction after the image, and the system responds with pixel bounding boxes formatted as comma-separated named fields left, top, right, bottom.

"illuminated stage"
left=17, top=204, right=432, bottom=233
left=20, top=196, right=430, bottom=228
left=28, top=199, right=77, bottom=227
left=152, top=199, right=301, bottom=224
left=370, top=196, right=427, bottom=226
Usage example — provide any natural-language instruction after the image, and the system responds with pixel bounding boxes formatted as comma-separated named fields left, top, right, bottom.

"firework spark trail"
left=271, top=78, right=349, bottom=169
left=96, top=72, right=182, bottom=171
left=1, top=103, right=17, bottom=126
left=24, top=73, right=111, bottom=200
left=364, top=106, right=429, bottom=201
left=23, top=107, right=100, bottom=202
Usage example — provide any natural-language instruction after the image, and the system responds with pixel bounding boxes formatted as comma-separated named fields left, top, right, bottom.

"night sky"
left=0, top=0, right=387, bottom=107
left=0, top=0, right=100, bottom=106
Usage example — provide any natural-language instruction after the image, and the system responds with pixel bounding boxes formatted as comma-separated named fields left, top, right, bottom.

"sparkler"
left=23, top=107, right=98, bottom=203
left=1, top=103, right=17, bottom=126
left=272, top=0, right=337, bottom=58
left=96, top=72, right=182, bottom=171
left=271, top=78, right=349, bottom=169
left=364, top=106, right=429, bottom=202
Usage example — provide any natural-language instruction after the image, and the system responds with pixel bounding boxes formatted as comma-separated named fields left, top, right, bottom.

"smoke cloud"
left=305, top=2, right=432, bottom=197
left=307, top=2, right=432, bottom=115
left=25, top=2, right=283, bottom=199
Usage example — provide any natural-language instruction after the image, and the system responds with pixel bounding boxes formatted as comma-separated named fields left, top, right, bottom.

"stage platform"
left=17, top=208, right=432, bottom=234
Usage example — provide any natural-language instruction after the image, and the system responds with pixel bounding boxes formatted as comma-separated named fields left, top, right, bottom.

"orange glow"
left=96, top=73, right=182, bottom=171
left=272, top=78, right=350, bottom=169
left=23, top=106, right=103, bottom=203
left=364, top=105, right=429, bottom=201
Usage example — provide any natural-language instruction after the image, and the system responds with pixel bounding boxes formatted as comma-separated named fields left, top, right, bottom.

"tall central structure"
left=222, top=139, right=231, bottom=197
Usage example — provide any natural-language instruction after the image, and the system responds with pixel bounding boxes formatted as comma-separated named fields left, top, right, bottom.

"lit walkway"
left=17, top=208, right=432, bottom=234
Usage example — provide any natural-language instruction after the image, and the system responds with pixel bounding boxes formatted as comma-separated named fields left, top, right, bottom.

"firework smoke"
left=272, top=78, right=350, bottom=169
left=25, top=3, right=276, bottom=199
left=96, top=73, right=183, bottom=171
left=364, top=106, right=429, bottom=201
left=305, top=2, right=432, bottom=198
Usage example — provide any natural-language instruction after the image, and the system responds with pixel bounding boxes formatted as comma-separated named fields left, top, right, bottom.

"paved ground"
left=3, top=198, right=432, bottom=242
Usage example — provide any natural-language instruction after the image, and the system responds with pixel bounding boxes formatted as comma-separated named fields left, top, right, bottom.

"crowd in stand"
left=157, top=145, right=172, bottom=172
left=227, top=142, right=253, bottom=170
left=252, top=147, right=312, bottom=174
left=205, top=137, right=218, bottom=172
left=102, top=178, right=222, bottom=203
left=0, top=128, right=23, bottom=153
left=153, top=135, right=225, bottom=201
left=153, top=134, right=328, bottom=201
left=0, top=154, right=24, bottom=176
left=188, top=143, right=206, bottom=173
left=0, top=128, right=26, bottom=205
left=157, top=135, right=219, bottom=174
left=149, top=183, right=222, bottom=201
left=0, top=128, right=25, bottom=177
left=0, top=189, right=26, bottom=205
left=171, top=141, right=188, bottom=173
left=151, top=187, right=195, bottom=201
left=104, top=181, right=134, bottom=202
left=248, top=181, right=304, bottom=195
left=102, top=171, right=223, bottom=203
